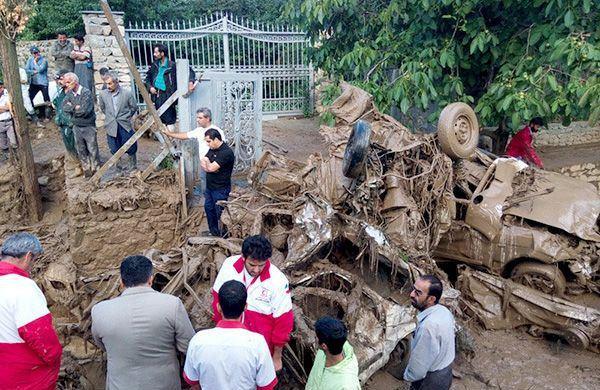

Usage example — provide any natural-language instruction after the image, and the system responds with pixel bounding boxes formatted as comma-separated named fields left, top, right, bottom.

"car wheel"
left=342, top=120, right=372, bottom=178
left=437, top=102, right=479, bottom=159
left=384, top=335, right=412, bottom=380
left=510, top=261, right=567, bottom=296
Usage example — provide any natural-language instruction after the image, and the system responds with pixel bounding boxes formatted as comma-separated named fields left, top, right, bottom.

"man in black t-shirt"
left=201, top=128, right=235, bottom=236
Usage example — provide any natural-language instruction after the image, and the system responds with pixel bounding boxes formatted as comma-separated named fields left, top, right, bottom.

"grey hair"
left=1, top=232, right=43, bottom=259
left=106, top=72, right=119, bottom=83
left=196, top=107, right=212, bottom=121
left=64, top=72, right=79, bottom=83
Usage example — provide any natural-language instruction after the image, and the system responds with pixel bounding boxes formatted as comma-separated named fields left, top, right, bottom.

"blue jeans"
left=107, top=123, right=137, bottom=156
left=204, top=186, right=231, bottom=236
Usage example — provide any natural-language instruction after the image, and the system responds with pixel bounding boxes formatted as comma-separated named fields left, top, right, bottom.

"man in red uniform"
left=211, top=235, right=294, bottom=371
left=504, top=117, right=544, bottom=168
left=0, top=232, right=62, bottom=389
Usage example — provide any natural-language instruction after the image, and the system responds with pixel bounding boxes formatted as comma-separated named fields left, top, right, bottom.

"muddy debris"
left=9, top=82, right=599, bottom=388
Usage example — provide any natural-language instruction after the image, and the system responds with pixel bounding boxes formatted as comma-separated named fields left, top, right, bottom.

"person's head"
left=54, top=70, right=67, bottom=88
left=0, top=80, right=4, bottom=94
left=106, top=73, right=120, bottom=92
left=529, top=117, right=544, bottom=132
left=120, top=255, right=154, bottom=288
left=57, top=31, right=68, bottom=43
left=63, top=72, right=79, bottom=91
left=204, top=128, right=223, bottom=150
left=241, top=235, right=272, bottom=277
left=410, top=274, right=443, bottom=312
left=315, top=316, right=347, bottom=356
left=217, top=280, right=247, bottom=320
left=1, top=232, right=44, bottom=273
left=195, top=107, right=212, bottom=128
left=30, top=46, right=40, bottom=58
left=153, top=44, right=168, bottom=61
left=73, top=34, right=85, bottom=46
left=99, top=67, right=110, bottom=81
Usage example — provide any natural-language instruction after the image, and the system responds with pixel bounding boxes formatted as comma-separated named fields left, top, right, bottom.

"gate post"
left=176, top=59, right=200, bottom=195
left=222, top=16, right=231, bottom=71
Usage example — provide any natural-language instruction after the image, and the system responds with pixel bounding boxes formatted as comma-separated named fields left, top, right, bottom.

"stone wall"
left=16, top=40, right=59, bottom=76
left=65, top=169, right=182, bottom=276
left=534, top=121, right=600, bottom=147
left=554, top=162, right=600, bottom=192
left=82, top=11, right=131, bottom=91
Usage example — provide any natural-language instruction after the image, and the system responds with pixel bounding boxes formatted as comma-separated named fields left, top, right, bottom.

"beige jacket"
left=91, top=286, right=195, bottom=390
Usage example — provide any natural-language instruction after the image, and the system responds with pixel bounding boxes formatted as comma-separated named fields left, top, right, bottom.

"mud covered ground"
left=21, top=117, right=600, bottom=390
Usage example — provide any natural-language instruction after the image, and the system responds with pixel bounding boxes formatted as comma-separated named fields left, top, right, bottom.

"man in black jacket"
left=62, top=72, right=99, bottom=177
left=144, top=44, right=196, bottom=131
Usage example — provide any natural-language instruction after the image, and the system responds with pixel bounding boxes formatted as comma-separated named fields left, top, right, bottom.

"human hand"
left=150, top=87, right=157, bottom=94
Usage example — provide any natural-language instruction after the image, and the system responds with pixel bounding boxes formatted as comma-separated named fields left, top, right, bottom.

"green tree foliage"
left=285, top=0, right=600, bottom=127
left=22, top=0, right=286, bottom=39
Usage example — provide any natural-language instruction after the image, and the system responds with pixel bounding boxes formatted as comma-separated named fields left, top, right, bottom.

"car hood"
left=504, top=169, right=600, bottom=242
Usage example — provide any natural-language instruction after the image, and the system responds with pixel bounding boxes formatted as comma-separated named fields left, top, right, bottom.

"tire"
left=437, top=102, right=479, bottom=159
left=342, top=120, right=372, bottom=178
left=510, top=261, right=567, bottom=297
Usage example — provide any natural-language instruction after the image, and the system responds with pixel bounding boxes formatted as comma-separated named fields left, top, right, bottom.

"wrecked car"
left=336, top=83, right=600, bottom=297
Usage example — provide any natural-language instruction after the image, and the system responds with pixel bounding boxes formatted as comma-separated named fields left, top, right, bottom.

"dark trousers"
left=204, top=186, right=231, bottom=236
left=28, top=84, right=50, bottom=119
left=107, top=123, right=137, bottom=156
left=153, top=91, right=177, bottom=125
left=410, top=365, right=452, bottom=390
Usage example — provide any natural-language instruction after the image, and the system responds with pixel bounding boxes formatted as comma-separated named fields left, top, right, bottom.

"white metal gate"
left=125, top=13, right=312, bottom=115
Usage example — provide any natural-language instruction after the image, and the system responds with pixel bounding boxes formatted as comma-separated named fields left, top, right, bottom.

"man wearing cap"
left=0, top=80, right=18, bottom=160
left=0, top=232, right=63, bottom=389
left=25, top=46, right=51, bottom=124
left=50, top=31, right=74, bottom=73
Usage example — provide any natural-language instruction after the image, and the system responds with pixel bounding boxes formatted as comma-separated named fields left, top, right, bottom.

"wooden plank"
left=90, top=117, right=154, bottom=183
left=178, top=158, right=189, bottom=219
left=91, top=90, right=183, bottom=184
left=141, top=148, right=170, bottom=180
left=99, top=0, right=175, bottom=154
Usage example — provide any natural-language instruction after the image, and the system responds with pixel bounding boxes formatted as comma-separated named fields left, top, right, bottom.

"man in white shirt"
left=0, top=80, right=17, bottom=160
left=163, top=107, right=225, bottom=193
left=183, top=280, right=278, bottom=390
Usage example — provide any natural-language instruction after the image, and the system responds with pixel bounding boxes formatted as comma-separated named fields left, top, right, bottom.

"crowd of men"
left=0, top=230, right=456, bottom=390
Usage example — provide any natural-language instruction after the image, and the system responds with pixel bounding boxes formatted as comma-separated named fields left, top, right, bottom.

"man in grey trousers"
left=98, top=73, right=139, bottom=171
left=404, top=274, right=455, bottom=390
left=91, top=255, right=195, bottom=390
left=61, top=72, right=99, bottom=177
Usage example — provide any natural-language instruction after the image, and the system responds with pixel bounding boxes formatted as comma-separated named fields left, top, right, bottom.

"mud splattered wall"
left=65, top=171, right=182, bottom=276
left=0, top=161, right=24, bottom=222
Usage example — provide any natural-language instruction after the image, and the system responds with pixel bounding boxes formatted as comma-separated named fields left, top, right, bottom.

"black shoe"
left=201, top=230, right=213, bottom=237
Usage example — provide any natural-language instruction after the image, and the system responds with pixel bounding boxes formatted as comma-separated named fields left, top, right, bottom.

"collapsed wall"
left=65, top=167, right=182, bottom=276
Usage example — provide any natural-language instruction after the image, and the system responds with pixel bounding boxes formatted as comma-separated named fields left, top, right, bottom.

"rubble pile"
left=12, top=83, right=598, bottom=388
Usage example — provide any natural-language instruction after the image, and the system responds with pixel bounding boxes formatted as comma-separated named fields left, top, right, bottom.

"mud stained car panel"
left=504, top=170, right=600, bottom=242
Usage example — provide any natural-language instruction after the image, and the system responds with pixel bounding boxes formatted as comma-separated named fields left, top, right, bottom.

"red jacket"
left=0, top=262, right=62, bottom=390
left=505, top=126, right=544, bottom=168
left=211, top=256, right=294, bottom=354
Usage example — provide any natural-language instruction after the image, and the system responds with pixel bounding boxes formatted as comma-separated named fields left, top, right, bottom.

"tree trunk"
left=0, top=35, right=43, bottom=222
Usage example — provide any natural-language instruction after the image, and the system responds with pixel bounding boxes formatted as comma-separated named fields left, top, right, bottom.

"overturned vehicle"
left=337, top=85, right=600, bottom=297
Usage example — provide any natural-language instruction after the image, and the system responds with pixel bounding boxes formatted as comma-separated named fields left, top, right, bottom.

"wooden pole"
left=0, top=35, right=42, bottom=221
left=99, top=0, right=175, bottom=154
